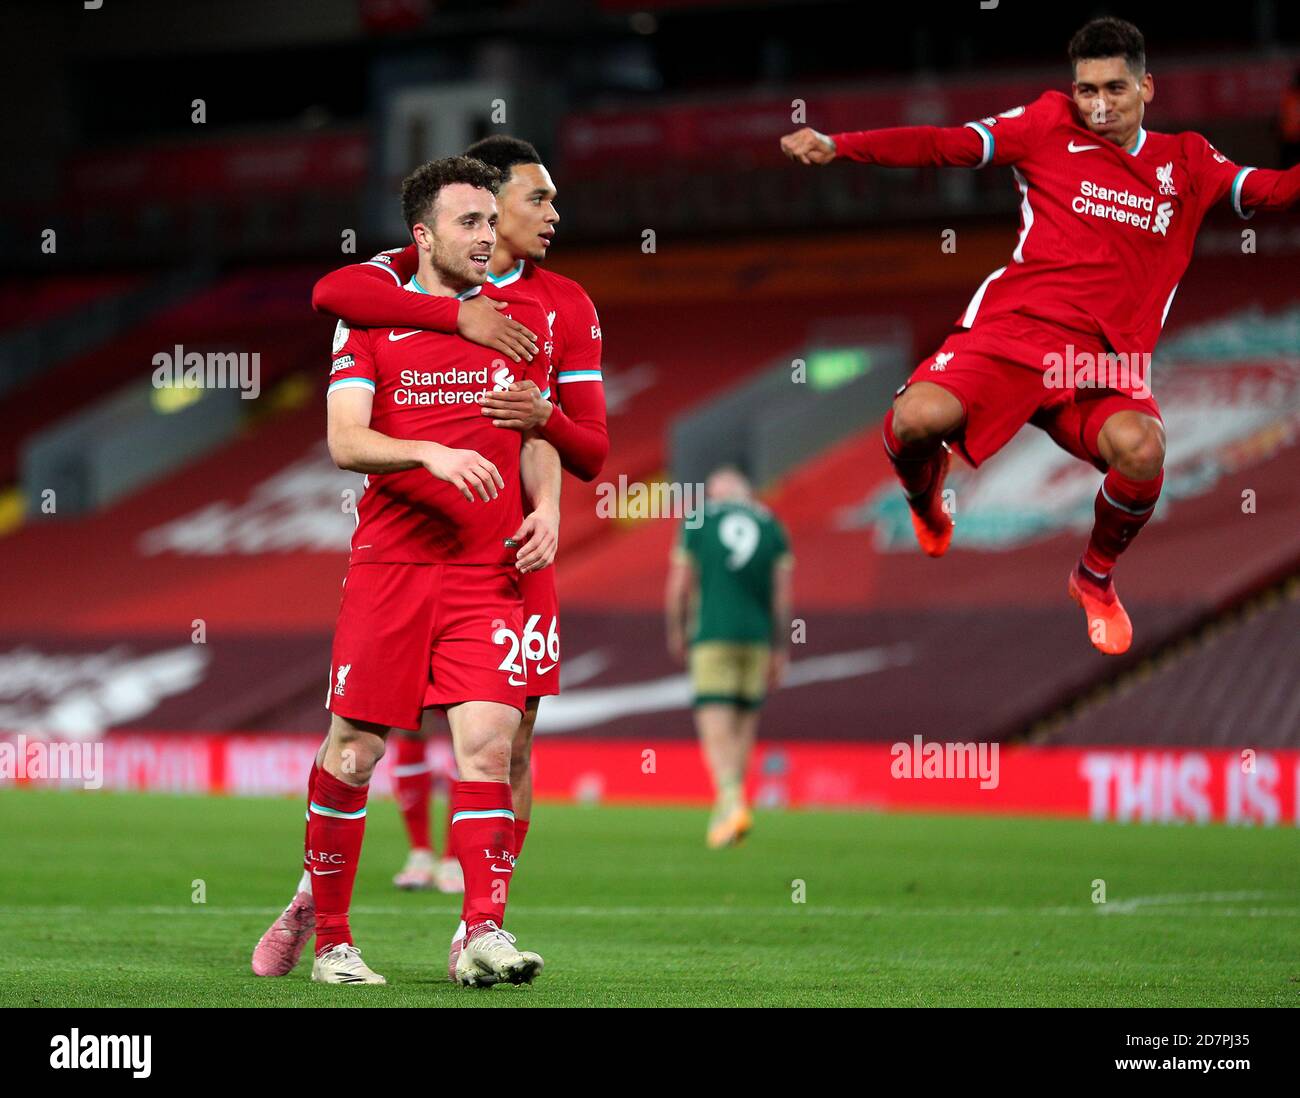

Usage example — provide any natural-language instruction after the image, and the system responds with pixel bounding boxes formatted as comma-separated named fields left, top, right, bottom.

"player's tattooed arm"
left=327, top=387, right=503, bottom=502
left=512, top=433, right=561, bottom=572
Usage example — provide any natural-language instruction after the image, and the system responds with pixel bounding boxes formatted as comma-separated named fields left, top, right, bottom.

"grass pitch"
left=2, top=789, right=1298, bottom=1007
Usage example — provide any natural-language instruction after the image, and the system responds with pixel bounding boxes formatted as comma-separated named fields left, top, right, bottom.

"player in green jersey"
left=666, top=466, right=794, bottom=847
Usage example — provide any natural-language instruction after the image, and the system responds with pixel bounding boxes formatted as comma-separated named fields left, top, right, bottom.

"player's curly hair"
left=400, top=155, right=502, bottom=232
left=1068, top=17, right=1146, bottom=78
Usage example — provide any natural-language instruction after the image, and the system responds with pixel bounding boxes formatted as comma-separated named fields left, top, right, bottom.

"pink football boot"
left=252, top=890, right=315, bottom=976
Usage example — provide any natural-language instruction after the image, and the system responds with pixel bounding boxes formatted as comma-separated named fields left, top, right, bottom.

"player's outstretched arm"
left=786, top=95, right=1059, bottom=172
left=1238, top=162, right=1300, bottom=212
left=800, top=124, right=987, bottom=168
left=512, top=434, right=561, bottom=572
left=313, top=247, right=538, bottom=362
left=780, top=127, right=838, bottom=164
left=785, top=96, right=1059, bottom=170
left=1187, top=135, right=1300, bottom=218
left=326, top=387, right=503, bottom=502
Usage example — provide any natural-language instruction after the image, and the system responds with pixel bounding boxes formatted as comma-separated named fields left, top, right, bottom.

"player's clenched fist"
left=780, top=127, right=837, bottom=165
left=423, top=443, right=505, bottom=502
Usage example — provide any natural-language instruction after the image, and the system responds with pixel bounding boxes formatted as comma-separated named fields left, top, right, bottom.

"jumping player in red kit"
left=253, top=155, right=561, bottom=988
left=782, top=17, right=1300, bottom=654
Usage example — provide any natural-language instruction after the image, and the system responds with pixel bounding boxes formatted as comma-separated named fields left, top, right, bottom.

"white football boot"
left=392, top=849, right=437, bottom=891
left=454, top=922, right=543, bottom=987
left=447, top=920, right=470, bottom=983
left=434, top=856, right=465, bottom=894
left=311, top=943, right=387, bottom=985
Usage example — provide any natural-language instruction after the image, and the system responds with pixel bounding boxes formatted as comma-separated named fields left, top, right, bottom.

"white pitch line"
left=1096, top=890, right=1273, bottom=914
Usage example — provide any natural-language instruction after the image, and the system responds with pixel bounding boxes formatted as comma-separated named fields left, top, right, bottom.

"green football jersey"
left=679, top=499, right=791, bottom=644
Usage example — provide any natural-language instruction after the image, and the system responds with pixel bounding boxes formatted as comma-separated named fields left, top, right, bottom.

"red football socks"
left=302, top=762, right=320, bottom=886
left=442, top=794, right=455, bottom=858
left=883, top=409, right=945, bottom=505
left=1082, top=468, right=1164, bottom=579
left=391, top=734, right=432, bottom=852
left=511, top=817, right=531, bottom=862
left=307, top=766, right=370, bottom=953
left=451, top=781, right=515, bottom=933
left=456, top=810, right=527, bottom=926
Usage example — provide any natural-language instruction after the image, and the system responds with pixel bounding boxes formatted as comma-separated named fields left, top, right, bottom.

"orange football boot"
left=1068, top=563, right=1133, bottom=655
left=707, top=805, right=753, bottom=849
left=908, top=446, right=954, bottom=558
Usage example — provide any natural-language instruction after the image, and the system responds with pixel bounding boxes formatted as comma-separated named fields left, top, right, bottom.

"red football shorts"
left=328, top=562, right=526, bottom=732
left=518, top=565, right=561, bottom=699
left=900, top=313, right=1163, bottom=469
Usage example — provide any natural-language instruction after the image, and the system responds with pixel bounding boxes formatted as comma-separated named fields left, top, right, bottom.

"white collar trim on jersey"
left=487, top=260, right=525, bottom=287
left=1127, top=127, right=1147, bottom=156
left=405, top=276, right=482, bottom=301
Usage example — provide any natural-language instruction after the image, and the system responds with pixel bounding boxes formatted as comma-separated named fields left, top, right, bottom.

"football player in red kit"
left=782, top=17, right=1300, bottom=655
left=311, top=136, right=608, bottom=982
left=253, top=156, right=560, bottom=987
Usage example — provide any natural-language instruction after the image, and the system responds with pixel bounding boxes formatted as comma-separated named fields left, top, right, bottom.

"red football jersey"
left=831, top=90, right=1300, bottom=390
left=485, top=259, right=603, bottom=385
left=360, top=249, right=604, bottom=388
left=328, top=280, right=552, bottom=565
left=484, top=258, right=607, bottom=480
left=348, top=247, right=609, bottom=479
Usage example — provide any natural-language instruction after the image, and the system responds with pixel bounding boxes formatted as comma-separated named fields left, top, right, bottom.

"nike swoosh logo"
left=312, top=868, right=342, bottom=876
left=508, top=676, right=527, bottom=686
left=541, top=644, right=913, bottom=731
left=388, top=330, right=421, bottom=341
left=535, top=662, right=557, bottom=675
left=1067, top=141, right=1102, bottom=152
left=490, top=864, right=514, bottom=874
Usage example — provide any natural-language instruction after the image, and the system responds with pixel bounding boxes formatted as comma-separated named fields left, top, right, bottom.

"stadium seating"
left=1, top=228, right=1297, bottom=746
left=0, top=267, right=328, bottom=486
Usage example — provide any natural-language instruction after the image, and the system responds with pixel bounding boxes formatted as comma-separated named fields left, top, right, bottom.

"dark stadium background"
left=2, top=0, right=1299, bottom=821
